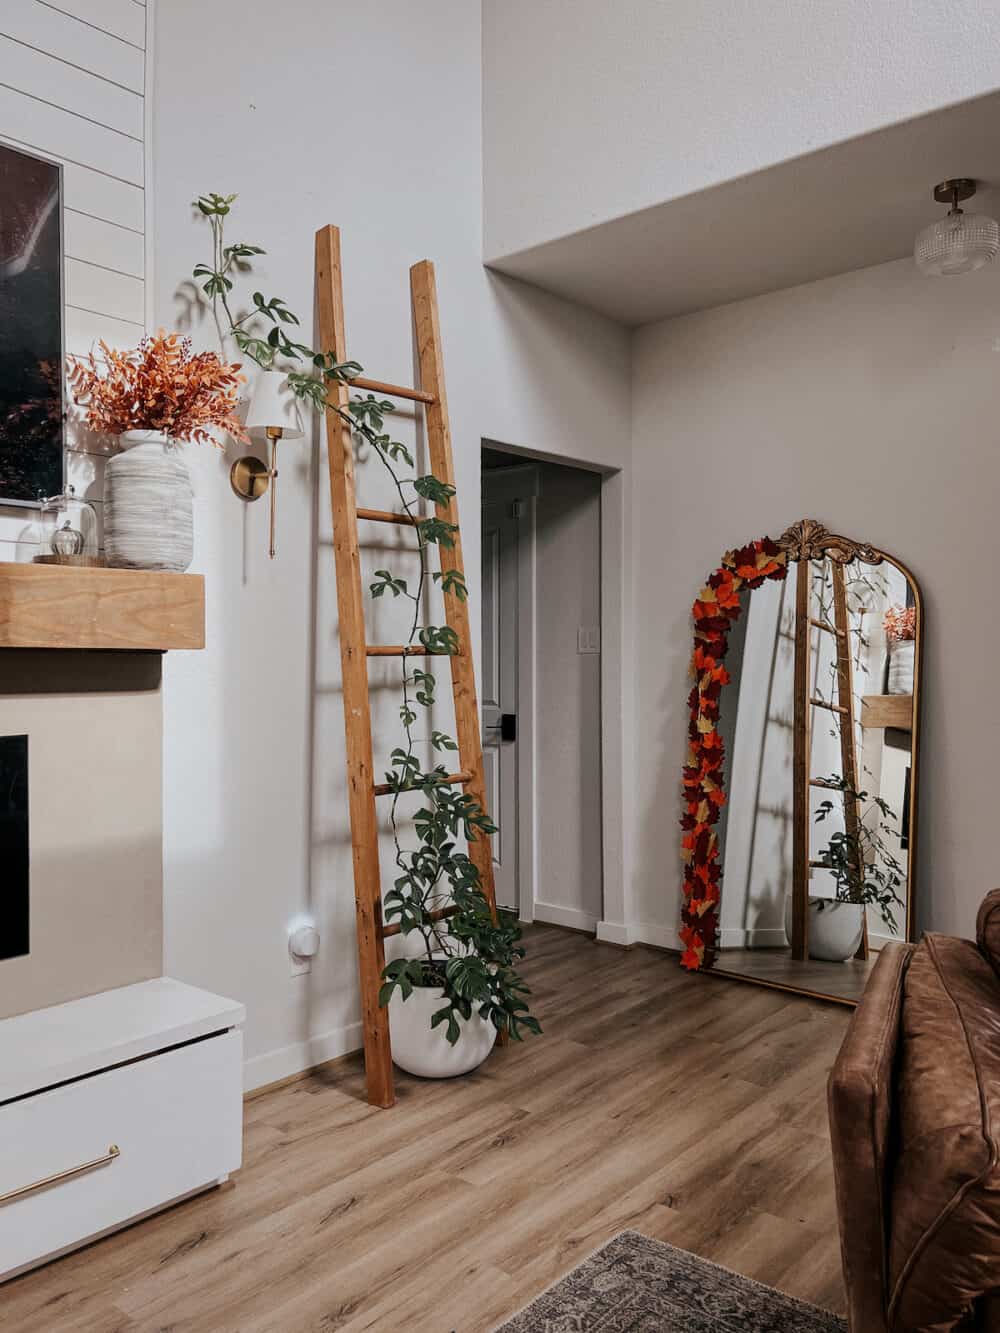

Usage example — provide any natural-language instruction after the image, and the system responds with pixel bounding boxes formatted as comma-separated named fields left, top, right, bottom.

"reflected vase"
left=784, top=896, right=865, bottom=963
left=887, top=640, right=915, bottom=695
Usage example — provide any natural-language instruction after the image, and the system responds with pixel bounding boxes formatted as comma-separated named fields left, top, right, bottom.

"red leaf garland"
left=679, top=537, right=788, bottom=971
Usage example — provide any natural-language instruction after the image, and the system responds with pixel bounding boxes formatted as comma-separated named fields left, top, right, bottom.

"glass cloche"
left=36, top=485, right=101, bottom=565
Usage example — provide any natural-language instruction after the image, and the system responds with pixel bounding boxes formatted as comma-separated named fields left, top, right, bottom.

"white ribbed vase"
left=104, top=432, right=193, bottom=572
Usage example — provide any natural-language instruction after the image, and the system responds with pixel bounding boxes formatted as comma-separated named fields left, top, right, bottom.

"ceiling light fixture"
left=914, top=178, right=999, bottom=277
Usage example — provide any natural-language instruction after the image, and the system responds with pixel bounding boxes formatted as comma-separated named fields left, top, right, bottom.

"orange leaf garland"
left=679, top=536, right=787, bottom=971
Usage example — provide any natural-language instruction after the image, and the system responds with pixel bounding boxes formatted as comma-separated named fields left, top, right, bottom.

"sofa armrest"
left=828, top=942, right=915, bottom=1333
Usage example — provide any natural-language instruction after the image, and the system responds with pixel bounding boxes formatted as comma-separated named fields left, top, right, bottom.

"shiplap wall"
left=0, top=0, right=150, bottom=559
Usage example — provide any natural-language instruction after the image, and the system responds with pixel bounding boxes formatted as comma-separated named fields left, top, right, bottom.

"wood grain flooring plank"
left=4, top=924, right=850, bottom=1331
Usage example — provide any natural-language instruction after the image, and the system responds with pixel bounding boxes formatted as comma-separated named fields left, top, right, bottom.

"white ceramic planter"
left=388, top=985, right=497, bottom=1078
left=104, top=432, right=193, bottom=572
left=784, top=896, right=865, bottom=962
left=887, top=640, right=915, bottom=695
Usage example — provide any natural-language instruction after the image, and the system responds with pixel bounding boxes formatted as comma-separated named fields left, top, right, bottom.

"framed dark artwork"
left=0, top=735, right=29, bottom=962
left=0, top=142, right=64, bottom=506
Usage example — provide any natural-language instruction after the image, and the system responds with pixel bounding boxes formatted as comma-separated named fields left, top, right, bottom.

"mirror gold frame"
left=679, top=519, right=922, bottom=1004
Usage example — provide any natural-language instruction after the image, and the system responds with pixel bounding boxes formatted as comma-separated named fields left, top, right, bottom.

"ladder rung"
left=373, top=770, right=471, bottom=797
left=366, top=645, right=453, bottom=658
left=809, top=777, right=843, bottom=790
left=810, top=697, right=848, bottom=715
left=809, top=617, right=844, bottom=637
left=348, top=375, right=435, bottom=406
left=356, top=507, right=419, bottom=527
left=381, top=903, right=458, bottom=940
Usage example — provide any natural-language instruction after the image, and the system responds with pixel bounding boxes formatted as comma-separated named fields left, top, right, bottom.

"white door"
left=481, top=477, right=527, bottom=914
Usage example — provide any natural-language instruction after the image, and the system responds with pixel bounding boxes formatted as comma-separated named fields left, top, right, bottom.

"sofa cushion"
left=888, top=934, right=1000, bottom=1331
left=977, top=889, right=1000, bottom=982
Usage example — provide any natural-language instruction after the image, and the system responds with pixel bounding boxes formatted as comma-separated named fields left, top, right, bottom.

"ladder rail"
left=315, top=224, right=395, bottom=1109
left=410, top=260, right=499, bottom=923
left=830, top=562, right=869, bottom=960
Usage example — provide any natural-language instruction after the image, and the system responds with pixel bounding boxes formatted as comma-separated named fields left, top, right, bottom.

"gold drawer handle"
left=0, top=1145, right=120, bottom=1207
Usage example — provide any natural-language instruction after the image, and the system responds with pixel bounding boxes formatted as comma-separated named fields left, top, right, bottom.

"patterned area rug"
left=495, top=1231, right=847, bottom=1332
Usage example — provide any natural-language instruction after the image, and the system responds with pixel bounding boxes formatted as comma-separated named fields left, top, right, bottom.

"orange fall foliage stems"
left=68, top=332, right=248, bottom=447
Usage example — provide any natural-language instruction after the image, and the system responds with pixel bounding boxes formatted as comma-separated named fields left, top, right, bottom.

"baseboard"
left=242, top=1020, right=363, bottom=1094
left=596, top=920, right=634, bottom=948
left=630, top=922, right=683, bottom=953
left=718, top=926, right=787, bottom=948
left=533, top=901, right=598, bottom=934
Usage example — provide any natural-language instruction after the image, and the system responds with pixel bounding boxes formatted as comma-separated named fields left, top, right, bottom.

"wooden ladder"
left=791, top=560, right=868, bottom=962
left=314, top=225, right=498, bottom=1109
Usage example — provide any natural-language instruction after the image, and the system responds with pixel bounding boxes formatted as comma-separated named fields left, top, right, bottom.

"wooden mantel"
left=0, top=563, right=204, bottom=651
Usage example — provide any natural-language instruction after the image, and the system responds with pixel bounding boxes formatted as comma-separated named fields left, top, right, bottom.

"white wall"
left=532, top=460, right=603, bottom=933
left=632, top=254, right=1000, bottom=948
left=483, top=0, right=1000, bottom=260
left=0, top=0, right=152, bottom=559
left=152, top=0, right=631, bottom=1088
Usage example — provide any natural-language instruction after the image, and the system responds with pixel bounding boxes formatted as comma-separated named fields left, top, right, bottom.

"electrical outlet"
left=288, top=923, right=319, bottom=976
left=578, top=626, right=601, bottom=654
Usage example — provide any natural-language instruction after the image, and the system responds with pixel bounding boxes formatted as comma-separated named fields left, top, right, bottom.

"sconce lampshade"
left=245, top=370, right=304, bottom=438
left=914, top=179, right=999, bottom=277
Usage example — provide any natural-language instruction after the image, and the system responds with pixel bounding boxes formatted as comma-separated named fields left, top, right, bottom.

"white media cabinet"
left=0, top=978, right=245, bottom=1281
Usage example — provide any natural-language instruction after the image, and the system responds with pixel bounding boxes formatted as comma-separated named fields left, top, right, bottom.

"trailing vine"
left=192, top=192, right=540, bottom=1044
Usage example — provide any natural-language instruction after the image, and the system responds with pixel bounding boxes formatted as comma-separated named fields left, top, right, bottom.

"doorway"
left=481, top=446, right=604, bottom=930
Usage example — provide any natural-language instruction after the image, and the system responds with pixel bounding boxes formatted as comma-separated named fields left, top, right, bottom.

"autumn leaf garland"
left=679, top=537, right=788, bottom=971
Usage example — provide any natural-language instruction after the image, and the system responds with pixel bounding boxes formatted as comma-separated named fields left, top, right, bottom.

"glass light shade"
left=914, top=210, right=1000, bottom=276
left=245, top=370, right=304, bottom=439
left=38, top=485, right=99, bottom=559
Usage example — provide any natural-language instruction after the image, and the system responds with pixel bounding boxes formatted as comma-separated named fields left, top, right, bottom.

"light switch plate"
left=578, top=626, right=601, bottom=654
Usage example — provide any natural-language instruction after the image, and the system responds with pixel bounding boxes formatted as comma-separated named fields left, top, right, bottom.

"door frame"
left=481, top=443, right=627, bottom=937
left=481, top=461, right=539, bottom=923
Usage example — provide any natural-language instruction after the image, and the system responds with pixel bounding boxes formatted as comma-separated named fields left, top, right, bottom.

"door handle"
left=485, top=714, right=517, bottom=742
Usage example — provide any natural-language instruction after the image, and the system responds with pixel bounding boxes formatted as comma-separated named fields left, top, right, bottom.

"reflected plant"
left=814, top=777, right=905, bottom=933
left=189, top=192, right=540, bottom=1044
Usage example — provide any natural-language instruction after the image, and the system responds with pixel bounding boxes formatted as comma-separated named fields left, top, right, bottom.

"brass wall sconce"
left=230, top=370, right=303, bottom=558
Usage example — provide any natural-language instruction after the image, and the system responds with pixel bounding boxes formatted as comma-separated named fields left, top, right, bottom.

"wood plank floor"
left=4, top=925, right=851, bottom=1332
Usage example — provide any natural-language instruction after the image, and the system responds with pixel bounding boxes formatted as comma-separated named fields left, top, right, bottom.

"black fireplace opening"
left=1, top=734, right=29, bottom=961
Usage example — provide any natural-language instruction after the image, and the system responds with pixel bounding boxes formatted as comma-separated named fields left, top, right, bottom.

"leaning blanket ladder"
left=315, top=224, right=498, bottom=1108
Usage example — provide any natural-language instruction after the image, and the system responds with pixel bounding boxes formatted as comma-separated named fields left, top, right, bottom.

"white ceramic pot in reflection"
left=388, top=985, right=497, bottom=1078
left=887, top=640, right=915, bottom=695
left=784, top=896, right=865, bottom=963
left=104, top=431, right=193, bottom=572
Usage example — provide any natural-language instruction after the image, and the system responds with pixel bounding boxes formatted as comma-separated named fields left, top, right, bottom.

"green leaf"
left=418, top=517, right=459, bottom=548
left=370, top=569, right=408, bottom=599
left=432, top=569, right=468, bottom=601
left=413, top=474, right=456, bottom=505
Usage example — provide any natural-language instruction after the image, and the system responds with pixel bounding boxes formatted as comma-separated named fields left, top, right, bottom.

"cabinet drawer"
left=0, top=1029, right=242, bottom=1279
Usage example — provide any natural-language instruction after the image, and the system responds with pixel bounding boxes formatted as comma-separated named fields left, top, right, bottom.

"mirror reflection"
left=697, top=521, right=920, bottom=1004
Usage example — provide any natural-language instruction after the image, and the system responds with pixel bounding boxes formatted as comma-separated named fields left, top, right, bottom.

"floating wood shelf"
left=0, top=563, right=205, bottom=651
left=861, top=693, right=913, bottom=731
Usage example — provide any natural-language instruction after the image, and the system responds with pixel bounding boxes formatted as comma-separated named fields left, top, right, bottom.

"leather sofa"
left=828, top=890, right=1000, bottom=1331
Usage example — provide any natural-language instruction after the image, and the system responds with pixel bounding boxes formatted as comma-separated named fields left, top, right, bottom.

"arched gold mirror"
left=680, top=520, right=922, bottom=1005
